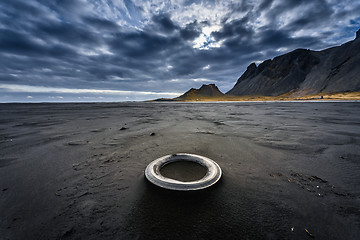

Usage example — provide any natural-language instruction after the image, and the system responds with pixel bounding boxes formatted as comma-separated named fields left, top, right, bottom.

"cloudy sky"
left=0, top=0, right=359, bottom=102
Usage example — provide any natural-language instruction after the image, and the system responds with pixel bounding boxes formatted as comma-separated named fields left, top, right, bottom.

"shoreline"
left=0, top=99, right=359, bottom=104
left=152, top=91, right=360, bottom=102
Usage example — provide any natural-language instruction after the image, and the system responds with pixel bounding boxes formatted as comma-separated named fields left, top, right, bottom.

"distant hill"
left=227, top=30, right=360, bottom=97
left=174, top=84, right=224, bottom=100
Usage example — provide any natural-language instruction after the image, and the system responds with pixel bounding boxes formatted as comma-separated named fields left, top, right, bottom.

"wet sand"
left=0, top=102, right=359, bottom=239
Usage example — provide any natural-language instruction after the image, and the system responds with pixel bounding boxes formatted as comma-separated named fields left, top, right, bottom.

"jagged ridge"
left=227, top=30, right=360, bottom=97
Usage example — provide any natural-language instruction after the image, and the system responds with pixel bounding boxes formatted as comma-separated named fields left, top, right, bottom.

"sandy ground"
left=0, top=102, right=359, bottom=240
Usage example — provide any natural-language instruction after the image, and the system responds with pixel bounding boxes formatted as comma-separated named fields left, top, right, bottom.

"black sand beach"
left=0, top=102, right=359, bottom=239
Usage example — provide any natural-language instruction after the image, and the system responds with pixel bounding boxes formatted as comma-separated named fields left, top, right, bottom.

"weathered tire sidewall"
left=145, top=153, right=222, bottom=191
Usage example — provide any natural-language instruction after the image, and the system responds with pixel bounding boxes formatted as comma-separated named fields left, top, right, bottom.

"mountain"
left=175, top=84, right=224, bottom=100
left=152, top=30, right=360, bottom=102
left=227, top=30, right=360, bottom=97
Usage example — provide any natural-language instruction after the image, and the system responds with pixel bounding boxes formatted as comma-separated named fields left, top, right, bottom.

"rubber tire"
left=145, top=153, right=222, bottom=191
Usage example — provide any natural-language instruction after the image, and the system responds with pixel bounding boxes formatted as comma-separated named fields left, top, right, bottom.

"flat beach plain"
left=0, top=102, right=359, bottom=240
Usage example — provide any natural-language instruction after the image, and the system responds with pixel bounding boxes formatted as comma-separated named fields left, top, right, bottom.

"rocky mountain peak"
left=176, top=83, right=224, bottom=100
left=227, top=30, right=360, bottom=97
left=197, top=84, right=224, bottom=96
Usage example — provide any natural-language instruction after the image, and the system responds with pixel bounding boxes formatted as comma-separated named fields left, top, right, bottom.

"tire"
left=145, top=153, right=222, bottom=191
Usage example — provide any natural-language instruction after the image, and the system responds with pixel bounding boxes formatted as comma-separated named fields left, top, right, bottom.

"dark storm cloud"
left=0, top=0, right=359, bottom=102
left=264, top=0, right=312, bottom=19
left=0, top=28, right=77, bottom=58
left=151, top=13, right=179, bottom=33
left=0, top=29, right=46, bottom=55
left=228, top=1, right=253, bottom=13
left=283, top=1, right=334, bottom=31
left=180, top=21, right=202, bottom=40
left=108, top=31, right=182, bottom=60
left=258, top=0, right=274, bottom=12
left=1, top=0, right=43, bottom=19
left=37, top=22, right=100, bottom=45
left=258, top=29, right=321, bottom=50
left=82, top=16, right=119, bottom=30
left=263, top=0, right=333, bottom=29
left=212, top=17, right=254, bottom=41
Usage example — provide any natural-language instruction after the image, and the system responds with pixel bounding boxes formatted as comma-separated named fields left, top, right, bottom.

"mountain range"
left=227, top=29, right=360, bottom=97
left=157, top=30, right=360, bottom=101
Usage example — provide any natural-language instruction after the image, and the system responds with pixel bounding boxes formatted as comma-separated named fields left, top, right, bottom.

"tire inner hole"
left=160, top=161, right=207, bottom=182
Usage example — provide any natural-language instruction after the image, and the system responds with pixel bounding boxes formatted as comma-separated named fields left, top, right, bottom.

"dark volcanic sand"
left=160, top=161, right=208, bottom=182
left=0, top=102, right=359, bottom=240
